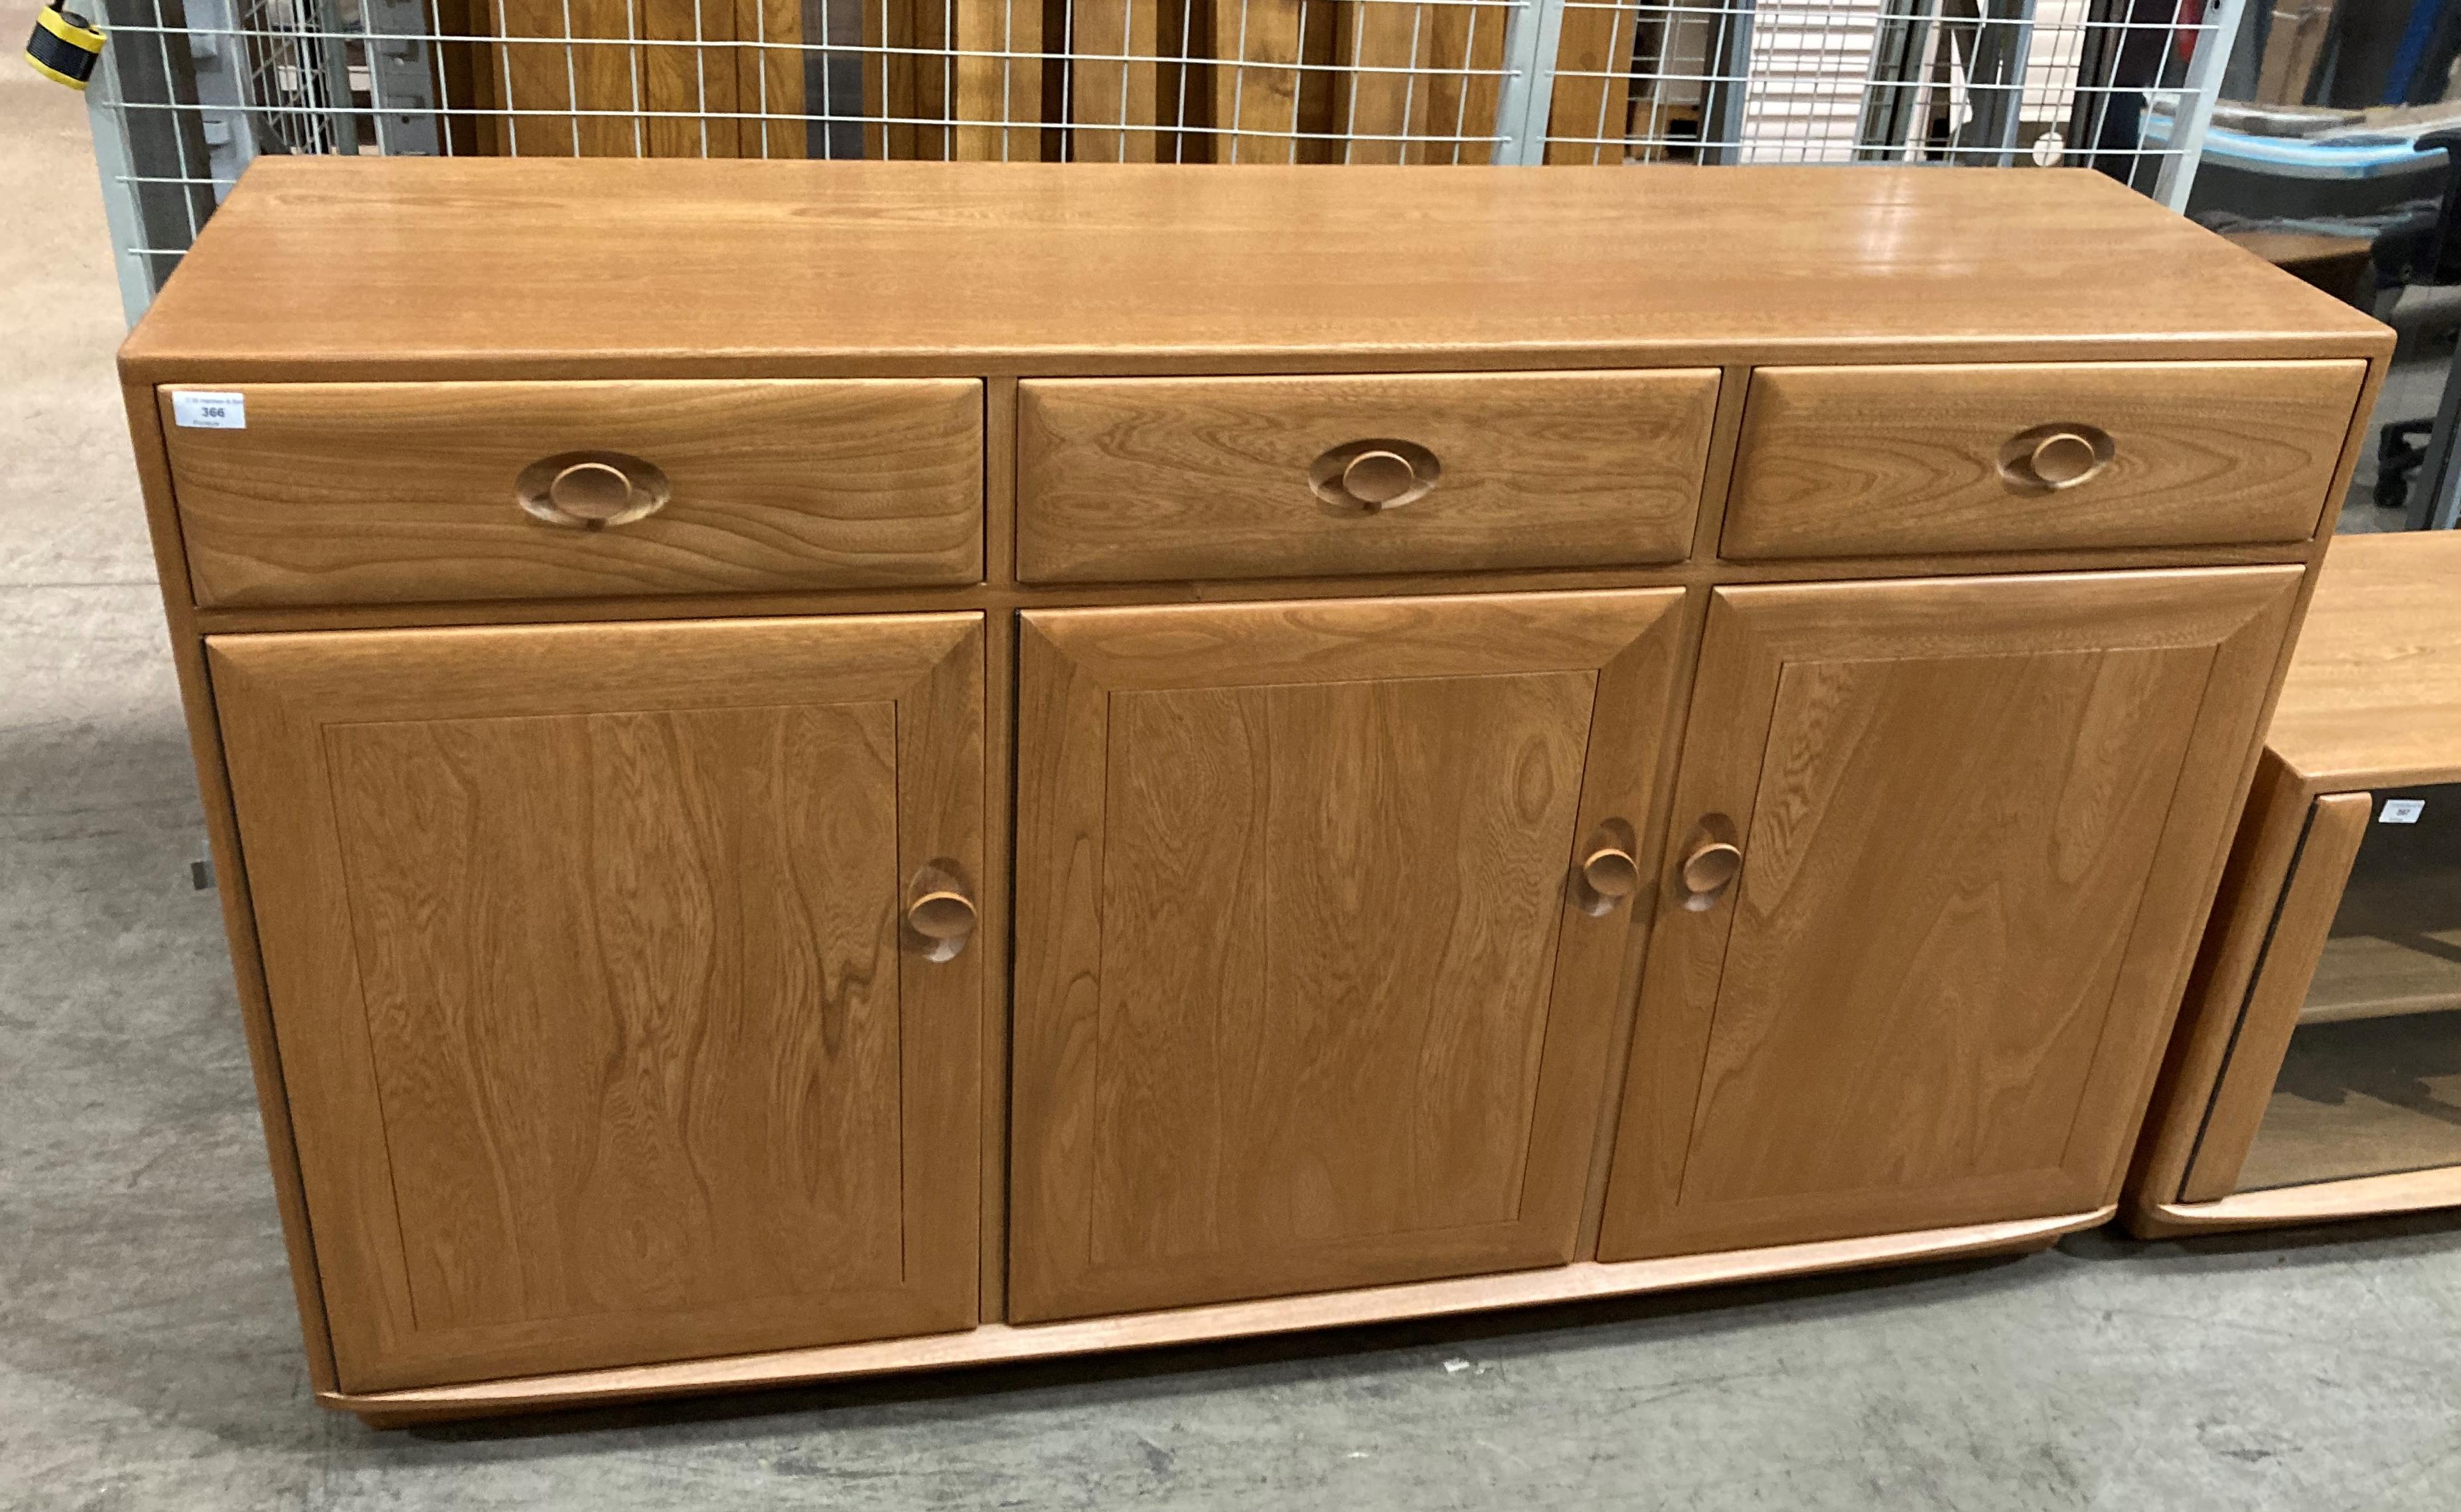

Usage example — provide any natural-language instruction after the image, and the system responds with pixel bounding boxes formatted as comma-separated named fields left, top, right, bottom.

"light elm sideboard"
left=118, top=157, right=2389, bottom=1423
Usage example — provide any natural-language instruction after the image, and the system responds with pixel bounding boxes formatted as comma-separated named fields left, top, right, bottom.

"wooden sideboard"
left=119, top=159, right=2391, bottom=1424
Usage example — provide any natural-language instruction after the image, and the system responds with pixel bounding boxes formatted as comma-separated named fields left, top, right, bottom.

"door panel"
left=1011, top=589, right=1688, bottom=1322
left=1681, top=644, right=2205, bottom=1207
left=2178, top=792, right=2374, bottom=1201
left=211, top=614, right=984, bottom=1391
left=1598, top=567, right=2302, bottom=1260
left=1089, top=672, right=1594, bottom=1262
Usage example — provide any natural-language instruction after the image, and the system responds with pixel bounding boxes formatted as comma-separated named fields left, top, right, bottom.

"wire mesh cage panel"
left=1540, top=0, right=2227, bottom=183
left=76, top=0, right=2239, bottom=309
left=94, top=0, right=1529, bottom=170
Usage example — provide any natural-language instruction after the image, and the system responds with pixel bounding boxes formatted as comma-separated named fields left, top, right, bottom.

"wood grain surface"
left=350, top=702, right=907, bottom=1330
left=210, top=613, right=984, bottom=1391
left=2268, top=530, right=2461, bottom=789
left=1016, top=370, right=1718, bottom=583
left=119, top=160, right=2389, bottom=382
left=1724, top=361, right=2366, bottom=559
left=1598, top=566, right=2302, bottom=1260
left=2177, top=793, right=2375, bottom=1203
left=1009, top=589, right=1686, bottom=1321
left=163, top=380, right=983, bottom=607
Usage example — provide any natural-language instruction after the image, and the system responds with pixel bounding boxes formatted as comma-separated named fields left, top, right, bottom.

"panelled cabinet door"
left=210, top=614, right=984, bottom=1392
left=1598, top=567, right=2303, bottom=1261
left=1009, top=589, right=1688, bottom=1322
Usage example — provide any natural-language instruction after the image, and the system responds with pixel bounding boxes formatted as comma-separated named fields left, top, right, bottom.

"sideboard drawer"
left=163, top=380, right=984, bottom=607
left=1015, top=370, right=1720, bottom=583
left=1722, top=360, right=2367, bottom=560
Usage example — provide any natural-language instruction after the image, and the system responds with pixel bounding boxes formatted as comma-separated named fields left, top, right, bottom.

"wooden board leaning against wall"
left=431, top=0, right=1583, bottom=161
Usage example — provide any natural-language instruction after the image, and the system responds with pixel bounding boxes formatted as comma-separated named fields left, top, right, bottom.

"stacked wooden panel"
left=447, top=0, right=1513, bottom=161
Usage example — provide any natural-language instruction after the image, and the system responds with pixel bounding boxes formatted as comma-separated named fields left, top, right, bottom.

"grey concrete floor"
left=5, top=26, right=2461, bottom=1505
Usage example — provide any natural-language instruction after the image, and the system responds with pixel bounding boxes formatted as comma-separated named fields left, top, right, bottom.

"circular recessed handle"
left=2000, top=424, right=2113, bottom=492
left=1572, top=820, right=1642, bottom=916
left=1582, top=842, right=1642, bottom=900
left=2029, top=432, right=2099, bottom=487
left=1680, top=840, right=1743, bottom=896
left=515, top=450, right=672, bottom=529
left=548, top=461, right=636, bottom=521
left=1309, top=438, right=1442, bottom=514
left=1342, top=449, right=1420, bottom=507
left=905, top=861, right=978, bottom=962
left=908, top=890, right=977, bottom=940
left=1675, top=816, right=1744, bottom=912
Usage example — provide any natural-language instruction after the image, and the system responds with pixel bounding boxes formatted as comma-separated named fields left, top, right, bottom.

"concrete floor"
left=5, top=23, right=2461, bottom=1506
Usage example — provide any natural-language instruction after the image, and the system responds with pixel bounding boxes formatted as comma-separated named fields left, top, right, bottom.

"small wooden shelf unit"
left=2130, top=531, right=2461, bottom=1235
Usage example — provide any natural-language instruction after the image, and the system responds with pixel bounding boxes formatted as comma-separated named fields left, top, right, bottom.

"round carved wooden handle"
left=1679, top=838, right=1744, bottom=899
left=907, top=889, right=978, bottom=942
left=2029, top=431, right=2101, bottom=487
left=1310, top=439, right=1441, bottom=512
left=515, top=451, right=672, bottom=528
left=1341, top=449, right=1420, bottom=508
left=905, top=860, right=977, bottom=962
left=2003, top=425, right=2111, bottom=491
left=1581, top=843, right=1642, bottom=900
left=547, top=461, right=636, bottom=521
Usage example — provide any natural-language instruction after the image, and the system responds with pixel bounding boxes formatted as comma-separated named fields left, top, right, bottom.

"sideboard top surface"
left=121, top=159, right=2390, bottom=381
left=2269, top=530, right=2461, bottom=790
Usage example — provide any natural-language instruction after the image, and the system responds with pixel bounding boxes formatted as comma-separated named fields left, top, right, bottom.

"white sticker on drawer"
left=2381, top=798, right=2426, bottom=824
left=172, top=391, right=246, bottom=429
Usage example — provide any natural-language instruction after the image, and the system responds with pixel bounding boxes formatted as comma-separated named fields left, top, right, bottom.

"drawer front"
left=1016, top=370, right=1720, bottom=583
left=1723, top=360, right=2366, bottom=560
left=163, top=380, right=984, bottom=607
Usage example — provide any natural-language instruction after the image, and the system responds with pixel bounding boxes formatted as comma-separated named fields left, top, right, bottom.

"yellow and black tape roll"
left=25, top=5, right=106, bottom=90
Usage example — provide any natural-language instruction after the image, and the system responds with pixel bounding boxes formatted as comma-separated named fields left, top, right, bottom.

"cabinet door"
left=211, top=614, right=983, bottom=1391
left=1598, top=567, right=2302, bottom=1261
left=1010, top=589, right=1687, bottom=1322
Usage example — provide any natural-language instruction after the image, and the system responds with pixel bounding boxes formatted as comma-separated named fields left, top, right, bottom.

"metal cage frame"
left=74, top=0, right=2244, bottom=319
